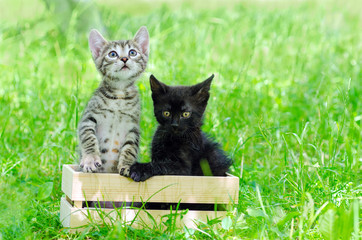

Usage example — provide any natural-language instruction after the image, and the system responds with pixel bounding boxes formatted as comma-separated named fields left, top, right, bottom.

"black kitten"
left=129, top=74, right=232, bottom=182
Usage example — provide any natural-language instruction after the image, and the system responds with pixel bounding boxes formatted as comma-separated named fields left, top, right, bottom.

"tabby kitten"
left=78, top=27, right=149, bottom=176
left=129, top=74, right=232, bottom=181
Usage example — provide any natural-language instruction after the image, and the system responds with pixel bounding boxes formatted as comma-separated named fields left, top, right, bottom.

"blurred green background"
left=0, top=0, right=360, bottom=239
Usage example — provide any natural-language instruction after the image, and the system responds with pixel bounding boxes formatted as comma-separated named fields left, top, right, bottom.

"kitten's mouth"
left=170, top=128, right=183, bottom=135
left=121, top=65, right=129, bottom=70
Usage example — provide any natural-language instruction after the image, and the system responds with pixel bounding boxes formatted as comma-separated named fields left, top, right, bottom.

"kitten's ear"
left=150, top=75, right=167, bottom=95
left=89, top=29, right=107, bottom=59
left=133, top=26, right=149, bottom=57
left=192, top=74, right=214, bottom=103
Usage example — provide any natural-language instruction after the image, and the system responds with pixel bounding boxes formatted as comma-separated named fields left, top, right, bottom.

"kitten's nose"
left=120, top=57, right=128, bottom=63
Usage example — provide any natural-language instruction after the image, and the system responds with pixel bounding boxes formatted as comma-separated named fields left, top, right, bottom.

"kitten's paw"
left=130, top=171, right=144, bottom=182
left=118, top=164, right=131, bottom=177
left=80, top=154, right=102, bottom=173
left=118, top=155, right=136, bottom=177
left=130, top=167, right=141, bottom=182
left=129, top=163, right=151, bottom=182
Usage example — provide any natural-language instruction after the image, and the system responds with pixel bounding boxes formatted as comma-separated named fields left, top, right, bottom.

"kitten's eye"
left=108, top=51, right=118, bottom=58
left=129, top=49, right=137, bottom=57
left=182, top=112, right=191, bottom=118
left=162, top=111, right=171, bottom=118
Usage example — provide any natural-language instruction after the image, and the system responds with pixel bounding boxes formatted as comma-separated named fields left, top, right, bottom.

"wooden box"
left=60, top=165, right=239, bottom=231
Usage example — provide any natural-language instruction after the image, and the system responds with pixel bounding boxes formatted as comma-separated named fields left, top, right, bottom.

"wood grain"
left=62, top=165, right=239, bottom=204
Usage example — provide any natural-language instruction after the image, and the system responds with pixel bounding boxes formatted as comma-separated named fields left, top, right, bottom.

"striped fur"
left=78, top=27, right=149, bottom=176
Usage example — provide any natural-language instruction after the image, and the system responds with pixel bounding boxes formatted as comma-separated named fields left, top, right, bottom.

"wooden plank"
left=60, top=197, right=226, bottom=232
left=60, top=197, right=72, bottom=228
left=63, top=165, right=239, bottom=204
left=74, top=201, right=83, bottom=208
left=61, top=165, right=75, bottom=199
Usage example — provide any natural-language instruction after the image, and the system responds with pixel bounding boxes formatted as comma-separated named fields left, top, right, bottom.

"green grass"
left=0, top=0, right=361, bottom=239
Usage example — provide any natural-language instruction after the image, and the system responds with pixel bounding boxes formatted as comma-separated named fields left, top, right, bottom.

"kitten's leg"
left=203, top=140, right=232, bottom=176
left=78, top=115, right=102, bottom=172
left=117, top=127, right=140, bottom=177
left=130, top=158, right=192, bottom=182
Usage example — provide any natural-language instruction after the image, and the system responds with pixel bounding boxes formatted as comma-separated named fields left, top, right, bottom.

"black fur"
left=130, top=74, right=232, bottom=182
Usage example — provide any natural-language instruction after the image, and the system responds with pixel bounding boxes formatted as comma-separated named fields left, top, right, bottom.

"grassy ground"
left=0, top=0, right=361, bottom=239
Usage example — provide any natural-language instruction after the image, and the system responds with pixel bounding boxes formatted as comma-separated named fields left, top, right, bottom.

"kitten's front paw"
left=130, top=163, right=151, bottom=182
left=118, top=163, right=131, bottom=177
left=118, top=155, right=137, bottom=177
left=129, top=167, right=142, bottom=182
left=80, top=154, right=102, bottom=173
